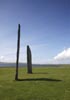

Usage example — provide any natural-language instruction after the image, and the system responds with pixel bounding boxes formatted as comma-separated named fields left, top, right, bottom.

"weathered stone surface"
left=27, top=45, right=32, bottom=73
left=15, top=24, right=20, bottom=80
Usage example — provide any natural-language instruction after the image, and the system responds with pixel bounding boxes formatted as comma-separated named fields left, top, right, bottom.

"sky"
left=0, top=0, right=70, bottom=64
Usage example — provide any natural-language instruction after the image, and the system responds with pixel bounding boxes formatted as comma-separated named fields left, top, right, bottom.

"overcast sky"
left=0, top=0, right=70, bottom=64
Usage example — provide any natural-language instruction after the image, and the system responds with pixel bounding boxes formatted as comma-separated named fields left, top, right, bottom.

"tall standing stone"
left=27, top=45, right=32, bottom=73
left=15, top=24, right=20, bottom=80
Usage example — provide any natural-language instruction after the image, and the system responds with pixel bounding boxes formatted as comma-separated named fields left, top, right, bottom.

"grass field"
left=0, top=66, right=70, bottom=100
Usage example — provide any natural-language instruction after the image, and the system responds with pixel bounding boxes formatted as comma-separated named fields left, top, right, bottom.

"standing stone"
left=15, top=24, right=20, bottom=80
left=27, top=45, right=32, bottom=73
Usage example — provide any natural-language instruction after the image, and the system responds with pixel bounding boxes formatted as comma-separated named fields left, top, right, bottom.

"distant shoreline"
left=0, top=63, right=70, bottom=67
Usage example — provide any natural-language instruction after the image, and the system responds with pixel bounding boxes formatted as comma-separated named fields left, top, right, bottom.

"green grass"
left=0, top=66, right=70, bottom=100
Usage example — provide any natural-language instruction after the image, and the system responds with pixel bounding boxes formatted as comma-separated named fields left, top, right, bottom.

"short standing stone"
left=27, top=45, right=32, bottom=73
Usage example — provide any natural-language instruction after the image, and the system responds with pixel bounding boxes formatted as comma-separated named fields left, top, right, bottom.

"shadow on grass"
left=33, top=72, right=48, bottom=74
left=17, top=78, right=62, bottom=82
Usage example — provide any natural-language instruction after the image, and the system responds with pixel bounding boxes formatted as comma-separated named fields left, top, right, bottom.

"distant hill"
left=0, top=62, right=70, bottom=67
left=0, top=62, right=26, bottom=67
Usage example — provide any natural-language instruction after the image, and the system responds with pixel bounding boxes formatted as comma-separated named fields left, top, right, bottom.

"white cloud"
left=0, top=56, right=5, bottom=62
left=54, top=48, right=70, bottom=60
left=0, top=56, right=4, bottom=59
left=46, top=48, right=70, bottom=64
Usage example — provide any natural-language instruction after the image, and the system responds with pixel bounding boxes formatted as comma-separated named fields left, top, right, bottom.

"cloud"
left=46, top=48, right=70, bottom=64
left=0, top=56, right=5, bottom=62
left=0, top=56, right=4, bottom=59
left=54, top=48, right=70, bottom=60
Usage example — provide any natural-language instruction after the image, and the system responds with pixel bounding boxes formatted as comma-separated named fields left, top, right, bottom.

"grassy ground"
left=0, top=66, right=70, bottom=100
